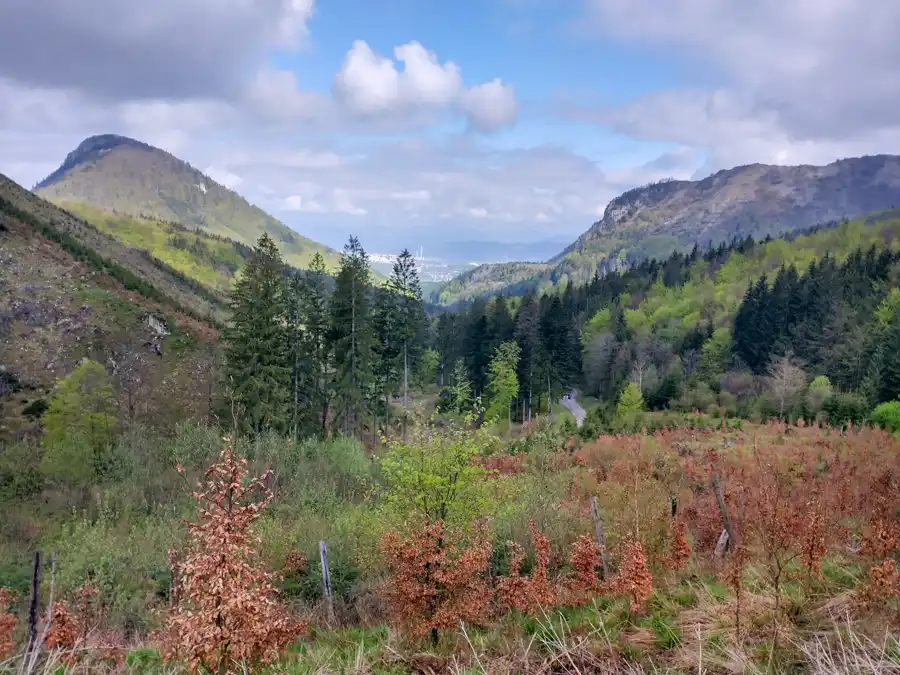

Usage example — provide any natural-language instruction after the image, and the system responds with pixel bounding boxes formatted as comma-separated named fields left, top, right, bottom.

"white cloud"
left=333, top=40, right=516, bottom=131
left=459, top=79, right=517, bottom=132
left=573, top=0, right=900, bottom=173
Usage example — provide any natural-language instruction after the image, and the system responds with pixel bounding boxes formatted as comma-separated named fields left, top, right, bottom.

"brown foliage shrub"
left=661, top=519, right=692, bottom=571
left=0, top=588, right=17, bottom=660
left=497, top=521, right=555, bottom=613
left=162, top=440, right=305, bottom=674
left=379, top=522, right=493, bottom=639
left=564, top=535, right=604, bottom=606
left=865, top=559, right=900, bottom=601
left=609, top=538, right=654, bottom=614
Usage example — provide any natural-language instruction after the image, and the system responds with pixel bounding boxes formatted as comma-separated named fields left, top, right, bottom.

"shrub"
left=379, top=522, right=493, bottom=641
left=0, top=588, right=16, bottom=660
left=162, top=440, right=304, bottom=673
left=871, top=400, right=900, bottom=433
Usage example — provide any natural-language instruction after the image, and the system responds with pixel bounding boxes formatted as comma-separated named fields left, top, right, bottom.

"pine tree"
left=372, top=284, right=401, bottom=433
left=514, top=289, right=541, bottom=421
left=300, top=253, right=332, bottom=436
left=284, top=270, right=315, bottom=441
left=224, top=234, right=290, bottom=435
left=387, top=249, right=426, bottom=438
left=329, top=236, right=375, bottom=437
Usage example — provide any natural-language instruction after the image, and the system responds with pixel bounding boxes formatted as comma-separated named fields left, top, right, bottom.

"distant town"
left=369, top=247, right=491, bottom=283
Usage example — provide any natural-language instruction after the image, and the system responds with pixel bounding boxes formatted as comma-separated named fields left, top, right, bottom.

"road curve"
left=560, top=389, right=586, bottom=427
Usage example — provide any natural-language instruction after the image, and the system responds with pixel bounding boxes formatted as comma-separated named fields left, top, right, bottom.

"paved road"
left=560, top=390, right=586, bottom=427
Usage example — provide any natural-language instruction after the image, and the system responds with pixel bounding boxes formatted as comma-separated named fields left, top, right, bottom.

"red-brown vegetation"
left=497, top=521, right=555, bottom=613
left=161, top=440, right=304, bottom=674
left=0, top=588, right=17, bottom=661
left=379, top=522, right=493, bottom=639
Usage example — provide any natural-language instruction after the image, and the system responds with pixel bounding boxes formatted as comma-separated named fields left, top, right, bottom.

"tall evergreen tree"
left=223, top=234, right=290, bottom=435
left=386, top=249, right=426, bottom=436
left=514, top=289, right=541, bottom=420
left=329, top=236, right=375, bottom=437
left=300, top=252, right=332, bottom=435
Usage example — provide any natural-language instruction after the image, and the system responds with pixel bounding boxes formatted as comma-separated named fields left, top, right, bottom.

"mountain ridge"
left=34, top=134, right=343, bottom=272
left=434, top=153, right=900, bottom=305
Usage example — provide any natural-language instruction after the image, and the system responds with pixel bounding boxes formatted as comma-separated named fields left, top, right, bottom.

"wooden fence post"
left=711, top=476, right=734, bottom=557
left=589, top=497, right=609, bottom=580
left=319, top=540, right=335, bottom=625
left=25, top=551, right=41, bottom=658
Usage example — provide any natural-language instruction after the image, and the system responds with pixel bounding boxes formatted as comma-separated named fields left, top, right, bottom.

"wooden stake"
left=25, top=551, right=41, bottom=658
left=319, top=540, right=335, bottom=625
left=712, top=475, right=735, bottom=556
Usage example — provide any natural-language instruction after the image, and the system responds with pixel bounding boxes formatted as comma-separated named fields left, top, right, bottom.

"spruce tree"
left=224, top=234, right=290, bottom=435
left=329, top=236, right=375, bottom=437
left=387, top=249, right=426, bottom=436
left=300, top=253, right=332, bottom=435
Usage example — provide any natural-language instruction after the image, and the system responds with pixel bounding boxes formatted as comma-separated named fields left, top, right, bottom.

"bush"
left=871, top=400, right=900, bottom=433
left=824, top=392, right=869, bottom=427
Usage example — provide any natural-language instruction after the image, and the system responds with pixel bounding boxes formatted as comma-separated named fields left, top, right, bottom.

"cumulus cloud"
left=334, top=40, right=516, bottom=131
left=573, top=0, right=900, bottom=172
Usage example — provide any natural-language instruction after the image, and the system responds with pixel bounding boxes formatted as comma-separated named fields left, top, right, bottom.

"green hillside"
left=34, top=134, right=342, bottom=273
left=57, top=200, right=252, bottom=296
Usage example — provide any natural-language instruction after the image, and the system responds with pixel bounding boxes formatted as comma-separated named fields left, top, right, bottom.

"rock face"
left=554, top=155, right=900, bottom=272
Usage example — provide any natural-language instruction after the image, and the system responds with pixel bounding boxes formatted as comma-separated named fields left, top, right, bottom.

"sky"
left=2, top=0, right=900, bottom=256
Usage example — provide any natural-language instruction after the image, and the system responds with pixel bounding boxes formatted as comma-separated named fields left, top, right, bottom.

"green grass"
left=60, top=201, right=247, bottom=295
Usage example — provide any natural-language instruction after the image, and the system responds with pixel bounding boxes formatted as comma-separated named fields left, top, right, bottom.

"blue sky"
left=1, top=0, right=899, bottom=257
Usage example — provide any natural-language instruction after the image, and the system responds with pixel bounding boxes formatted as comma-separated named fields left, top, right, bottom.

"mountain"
left=0, top=172, right=220, bottom=441
left=435, top=154, right=900, bottom=304
left=556, top=154, right=900, bottom=276
left=34, top=134, right=342, bottom=272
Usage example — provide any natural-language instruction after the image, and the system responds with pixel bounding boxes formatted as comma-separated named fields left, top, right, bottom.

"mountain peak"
left=35, top=134, right=158, bottom=190
left=33, top=135, right=342, bottom=272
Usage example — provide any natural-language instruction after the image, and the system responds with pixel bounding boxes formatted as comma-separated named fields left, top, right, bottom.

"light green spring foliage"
left=871, top=400, right=900, bottom=433
left=449, top=358, right=472, bottom=414
left=416, top=347, right=441, bottom=388
left=585, top=215, right=900, bottom=343
left=41, top=359, right=118, bottom=486
left=486, top=341, right=521, bottom=422
left=874, top=288, right=900, bottom=328
left=377, top=407, right=499, bottom=530
left=806, top=375, right=834, bottom=414
left=616, top=382, right=645, bottom=420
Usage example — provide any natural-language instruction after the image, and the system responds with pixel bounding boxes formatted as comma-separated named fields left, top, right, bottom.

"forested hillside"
left=434, top=210, right=900, bottom=430
left=435, top=154, right=900, bottom=305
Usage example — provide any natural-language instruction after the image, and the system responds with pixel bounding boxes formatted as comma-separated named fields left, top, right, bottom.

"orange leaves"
left=565, top=535, right=604, bottom=606
left=162, top=440, right=305, bottom=674
left=497, top=522, right=555, bottom=614
left=0, top=588, right=16, bottom=661
left=661, top=519, right=692, bottom=571
left=379, top=522, right=492, bottom=638
left=607, top=538, right=654, bottom=614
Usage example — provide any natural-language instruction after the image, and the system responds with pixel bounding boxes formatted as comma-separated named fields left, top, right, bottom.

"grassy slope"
left=57, top=200, right=250, bottom=296
left=34, top=137, right=344, bottom=273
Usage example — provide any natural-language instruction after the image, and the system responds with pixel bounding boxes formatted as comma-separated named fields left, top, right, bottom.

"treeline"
left=437, top=212, right=900, bottom=428
left=223, top=234, right=430, bottom=440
